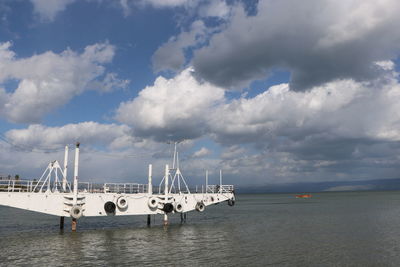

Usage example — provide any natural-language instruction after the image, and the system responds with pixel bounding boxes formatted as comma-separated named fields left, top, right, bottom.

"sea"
left=1, top=191, right=400, bottom=266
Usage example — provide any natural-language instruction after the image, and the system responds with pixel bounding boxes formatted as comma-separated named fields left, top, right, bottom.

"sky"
left=1, top=0, right=400, bottom=190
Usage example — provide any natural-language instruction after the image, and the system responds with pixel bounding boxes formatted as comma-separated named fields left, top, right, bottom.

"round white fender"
left=70, top=205, right=83, bottom=219
left=174, top=202, right=184, bottom=213
left=195, top=202, right=205, bottom=212
left=117, top=196, right=128, bottom=210
left=148, top=196, right=158, bottom=209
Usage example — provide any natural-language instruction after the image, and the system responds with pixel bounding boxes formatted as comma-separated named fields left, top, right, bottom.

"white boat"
left=0, top=143, right=235, bottom=231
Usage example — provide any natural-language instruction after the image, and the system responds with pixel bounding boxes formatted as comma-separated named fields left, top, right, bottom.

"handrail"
left=0, top=180, right=233, bottom=194
left=0, top=179, right=71, bottom=193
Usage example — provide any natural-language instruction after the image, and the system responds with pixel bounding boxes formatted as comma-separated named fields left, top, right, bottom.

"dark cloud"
left=192, top=0, right=400, bottom=90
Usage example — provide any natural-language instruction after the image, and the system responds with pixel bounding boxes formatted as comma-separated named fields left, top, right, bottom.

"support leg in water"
left=163, top=214, right=168, bottom=226
left=60, top=216, right=65, bottom=230
left=147, top=215, right=151, bottom=227
left=71, top=218, right=77, bottom=231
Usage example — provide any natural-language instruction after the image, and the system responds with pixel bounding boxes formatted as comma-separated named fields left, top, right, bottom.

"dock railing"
left=0, top=180, right=148, bottom=194
left=189, top=184, right=235, bottom=193
left=206, top=185, right=234, bottom=193
left=70, top=182, right=149, bottom=194
left=1, top=180, right=233, bottom=194
left=0, top=179, right=68, bottom=193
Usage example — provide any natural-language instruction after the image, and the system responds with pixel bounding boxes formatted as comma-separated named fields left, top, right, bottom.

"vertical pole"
left=60, top=216, right=64, bottom=230
left=206, top=170, right=208, bottom=194
left=147, top=164, right=152, bottom=227
left=219, top=169, right=222, bottom=193
left=62, top=146, right=68, bottom=192
left=72, top=143, right=79, bottom=231
left=47, top=171, right=51, bottom=193
left=73, top=142, right=80, bottom=203
left=147, top=215, right=151, bottom=227
left=163, top=164, right=169, bottom=226
left=172, top=142, right=177, bottom=169
left=148, top=164, right=152, bottom=195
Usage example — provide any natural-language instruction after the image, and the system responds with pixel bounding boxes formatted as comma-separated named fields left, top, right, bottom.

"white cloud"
left=116, top=68, right=225, bottom=141
left=192, top=147, right=211, bottom=158
left=30, top=0, right=76, bottom=21
left=210, top=66, right=400, bottom=145
left=5, top=122, right=133, bottom=150
left=198, top=0, right=230, bottom=19
left=116, top=62, right=400, bottom=152
left=0, top=42, right=126, bottom=123
left=317, top=0, right=398, bottom=48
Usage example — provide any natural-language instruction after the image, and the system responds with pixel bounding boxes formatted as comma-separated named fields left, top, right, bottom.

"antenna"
left=172, top=142, right=177, bottom=169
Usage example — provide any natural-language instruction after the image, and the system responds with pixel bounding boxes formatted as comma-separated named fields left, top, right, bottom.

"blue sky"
left=1, top=0, right=400, bottom=190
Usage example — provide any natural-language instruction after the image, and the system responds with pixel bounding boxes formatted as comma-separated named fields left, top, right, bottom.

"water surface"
left=1, top=192, right=400, bottom=266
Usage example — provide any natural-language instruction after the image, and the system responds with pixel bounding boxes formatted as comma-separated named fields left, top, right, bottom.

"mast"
left=148, top=164, right=152, bottom=194
left=73, top=142, right=80, bottom=202
left=164, top=164, right=169, bottom=225
left=62, top=145, right=68, bottom=191
left=206, top=170, right=208, bottom=194
left=219, top=169, right=222, bottom=193
left=172, top=142, right=177, bottom=169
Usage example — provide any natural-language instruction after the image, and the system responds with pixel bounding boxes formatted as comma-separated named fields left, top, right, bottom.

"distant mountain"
left=236, top=178, right=400, bottom=193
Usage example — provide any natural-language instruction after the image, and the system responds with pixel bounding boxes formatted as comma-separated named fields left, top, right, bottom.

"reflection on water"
left=2, top=192, right=400, bottom=266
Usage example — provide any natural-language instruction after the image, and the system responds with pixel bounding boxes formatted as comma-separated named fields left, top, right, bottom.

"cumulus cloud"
left=116, top=68, right=225, bottom=141
left=30, top=0, right=76, bottom=21
left=117, top=63, right=400, bottom=149
left=5, top=122, right=133, bottom=150
left=111, top=62, right=400, bottom=184
left=210, top=65, right=400, bottom=146
left=195, top=62, right=400, bottom=183
left=192, top=0, right=400, bottom=90
left=0, top=42, right=126, bottom=123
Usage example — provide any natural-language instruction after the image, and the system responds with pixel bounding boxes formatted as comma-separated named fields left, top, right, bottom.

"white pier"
left=0, top=143, right=235, bottom=231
